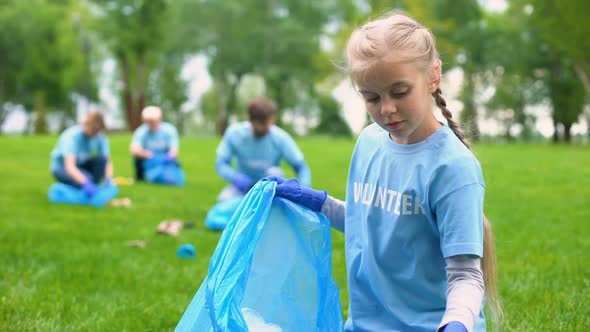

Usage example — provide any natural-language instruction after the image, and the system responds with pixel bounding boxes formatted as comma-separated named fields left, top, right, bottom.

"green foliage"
left=483, top=10, right=548, bottom=141
left=314, top=95, right=352, bottom=137
left=187, top=0, right=355, bottom=133
left=200, top=85, right=221, bottom=126
left=523, top=0, right=590, bottom=71
left=548, top=62, right=586, bottom=139
left=0, top=0, right=96, bottom=114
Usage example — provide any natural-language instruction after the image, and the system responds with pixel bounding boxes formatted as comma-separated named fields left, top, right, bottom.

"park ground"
left=1, top=135, right=589, bottom=331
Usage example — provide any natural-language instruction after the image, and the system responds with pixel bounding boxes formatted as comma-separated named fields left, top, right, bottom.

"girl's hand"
left=262, top=177, right=327, bottom=212
left=440, top=321, right=467, bottom=332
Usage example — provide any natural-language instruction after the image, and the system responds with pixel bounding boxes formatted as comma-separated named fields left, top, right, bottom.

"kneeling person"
left=50, top=111, right=113, bottom=196
left=130, top=106, right=180, bottom=181
left=215, top=97, right=311, bottom=200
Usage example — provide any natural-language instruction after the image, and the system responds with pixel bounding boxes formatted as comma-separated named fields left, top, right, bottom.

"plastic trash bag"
left=144, top=153, right=185, bottom=186
left=176, top=181, right=343, bottom=332
left=205, top=196, right=244, bottom=231
left=48, top=182, right=118, bottom=208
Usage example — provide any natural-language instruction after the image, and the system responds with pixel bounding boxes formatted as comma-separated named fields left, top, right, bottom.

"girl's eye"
left=391, top=88, right=409, bottom=97
left=364, top=95, right=380, bottom=103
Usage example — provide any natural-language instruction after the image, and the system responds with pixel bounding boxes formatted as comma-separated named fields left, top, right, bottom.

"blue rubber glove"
left=165, top=154, right=176, bottom=163
left=232, top=173, right=255, bottom=193
left=441, top=321, right=467, bottom=332
left=263, top=177, right=327, bottom=212
left=82, top=179, right=98, bottom=196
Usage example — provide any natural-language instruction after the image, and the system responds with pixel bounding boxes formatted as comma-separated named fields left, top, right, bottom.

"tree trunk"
left=552, top=120, right=560, bottom=143
left=272, top=79, right=286, bottom=127
left=120, top=57, right=136, bottom=131
left=574, top=63, right=590, bottom=96
left=0, top=104, right=9, bottom=132
left=176, top=111, right=184, bottom=136
left=0, top=79, right=6, bottom=132
left=33, top=90, right=48, bottom=134
left=135, top=53, right=147, bottom=130
left=460, top=72, right=480, bottom=142
left=563, top=123, right=572, bottom=143
left=216, top=79, right=228, bottom=136
left=216, top=75, right=243, bottom=136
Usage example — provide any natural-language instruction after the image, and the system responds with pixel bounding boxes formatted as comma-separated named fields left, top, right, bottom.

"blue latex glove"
left=82, top=179, right=98, bottom=196
left=232, top=173, right=255, bottom=193
left=165, top=154, right=176, bottom=163
left=441, top=321, right=467, bottom=332
left=263, top=177, right=327, bottom=212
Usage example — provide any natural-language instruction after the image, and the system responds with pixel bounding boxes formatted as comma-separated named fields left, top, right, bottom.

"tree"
left=523, top=0, right=590, bottom=96
left=314, top=95, right=352, bottom=137
left=147, top=53, right=188, bottom=134
left=483, top=10, right=548, bottom=141
left=0, top=0, right=96, bottom=132
left=548, top=60, right=586, bottom=143
left=187, top=0, right=355, bottom=135
left=95, top=0, right=168, bottom=131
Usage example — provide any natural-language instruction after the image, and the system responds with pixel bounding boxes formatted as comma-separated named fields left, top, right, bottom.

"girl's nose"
left=381, top=97, right=397, bottom=115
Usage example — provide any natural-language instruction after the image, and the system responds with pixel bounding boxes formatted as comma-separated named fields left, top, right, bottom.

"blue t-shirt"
left=344, top=123, right=486, bottom=332
left=50, top=125, right=110, bottom=171
left=216, top=122, right=307, bottom=182
left=131, top=122, right=179, bottom=154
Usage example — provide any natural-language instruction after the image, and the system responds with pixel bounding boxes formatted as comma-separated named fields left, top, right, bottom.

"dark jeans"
left=134, top=157, right=146, bottom=181
left=52, top=156, right=107, bottom=187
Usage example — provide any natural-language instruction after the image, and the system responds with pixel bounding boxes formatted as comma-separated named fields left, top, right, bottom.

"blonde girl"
left=266, top=11, right=501, bottom=332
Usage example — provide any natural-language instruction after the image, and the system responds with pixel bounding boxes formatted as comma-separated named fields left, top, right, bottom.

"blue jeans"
left=134, top=157, right=146, bottom=181
left=52, top=156, right=107, bottom=187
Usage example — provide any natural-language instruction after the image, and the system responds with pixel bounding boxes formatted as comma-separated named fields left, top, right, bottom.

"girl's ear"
left=429, top=60, right=442, bottom=93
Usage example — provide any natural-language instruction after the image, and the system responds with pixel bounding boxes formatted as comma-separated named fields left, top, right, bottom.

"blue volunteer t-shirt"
left=131, top=122, right=179, bottom=154
left=216, top=122, right=306, bottom=182
left=344, top=123, right=486, bottom=332
left=50, top=125, right=110, bottom=171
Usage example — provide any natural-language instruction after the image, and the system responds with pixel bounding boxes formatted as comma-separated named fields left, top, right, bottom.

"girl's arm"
left=438, top=255, right=484, bottom=332
left=320, top=195, right=345, bottom=232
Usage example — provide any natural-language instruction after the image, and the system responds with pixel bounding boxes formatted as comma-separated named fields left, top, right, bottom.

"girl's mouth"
left=386, top=120, right=404, bottom=129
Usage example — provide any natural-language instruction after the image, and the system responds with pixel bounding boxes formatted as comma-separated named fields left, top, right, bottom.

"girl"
left=266, top=11, right=501, bottom=332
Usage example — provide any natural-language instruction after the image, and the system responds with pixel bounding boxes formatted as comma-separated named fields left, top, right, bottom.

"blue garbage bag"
left=204, top=196, right=244, bottom=231
left=144, top=153, right=185, bottom=186
left=176, top=181, right=343, bottom=332
left=48, top=182, right=118, bottom=208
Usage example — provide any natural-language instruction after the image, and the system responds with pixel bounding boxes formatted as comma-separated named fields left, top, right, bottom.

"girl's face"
left=356, top=61, right=440, bottom=144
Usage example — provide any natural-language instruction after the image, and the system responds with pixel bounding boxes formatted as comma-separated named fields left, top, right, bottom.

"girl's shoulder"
left=434, top=131, right=482, bottom=174
left=428, top=139, right=484, bottom=201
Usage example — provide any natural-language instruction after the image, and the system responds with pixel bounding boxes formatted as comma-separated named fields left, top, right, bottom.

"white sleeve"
left=320, top=195, right=345, bottom=232
left=438, top=255, right=485, bottom=332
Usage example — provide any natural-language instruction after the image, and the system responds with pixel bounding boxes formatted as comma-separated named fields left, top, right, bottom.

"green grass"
left=0, top=135, right=589, bottom=331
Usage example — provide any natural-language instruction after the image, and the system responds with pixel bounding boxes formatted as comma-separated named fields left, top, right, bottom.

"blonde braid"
left=432, top=88, right=470, bottom=149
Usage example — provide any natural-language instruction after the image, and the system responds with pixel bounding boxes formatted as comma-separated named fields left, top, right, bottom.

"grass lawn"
left=0, top=135, right=589, bottom=331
